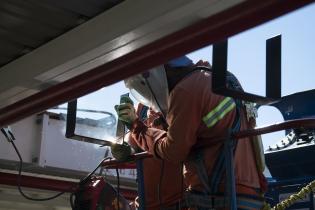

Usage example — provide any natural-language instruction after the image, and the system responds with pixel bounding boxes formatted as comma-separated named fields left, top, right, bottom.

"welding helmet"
left=124, top=56, right=193, bottom=116
left=124, top=65, right=169, bottom=116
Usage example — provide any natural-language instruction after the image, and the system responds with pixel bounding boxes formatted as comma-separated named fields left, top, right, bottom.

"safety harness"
left=181, top=68, right=265, bottom=209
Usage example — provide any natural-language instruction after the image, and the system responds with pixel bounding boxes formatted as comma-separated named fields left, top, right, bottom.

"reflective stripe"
left=202, top=97, right=236, bottom=128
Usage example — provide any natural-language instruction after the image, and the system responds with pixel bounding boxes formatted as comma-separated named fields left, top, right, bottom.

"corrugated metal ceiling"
left=0, top=0, right=123, bottom=67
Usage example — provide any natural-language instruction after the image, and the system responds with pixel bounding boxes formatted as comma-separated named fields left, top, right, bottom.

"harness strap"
left=224, top=128, right=238, bottom=209
left=209, top=99, right=241, bottom=194
left=187, top=97, right=241, bottom=202
left=189, top=96, right=240, bottom=195
left=209, top=147, right=225, bottom=194
left=189, top=151, right=211, bottom=194
left=184, top=67, right=256, bottom=209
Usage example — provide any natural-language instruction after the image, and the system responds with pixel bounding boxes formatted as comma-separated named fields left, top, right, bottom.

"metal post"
left=224, top=135, right=237, bottom=210
left=266, top=35, right=281, bottom=99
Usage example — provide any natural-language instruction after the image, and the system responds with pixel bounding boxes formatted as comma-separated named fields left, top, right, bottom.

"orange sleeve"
left=130, top=120, right=167, bottom=155
left=129, top=104, right=166, bottom=152
left=127, top=132, right=138, bottom=149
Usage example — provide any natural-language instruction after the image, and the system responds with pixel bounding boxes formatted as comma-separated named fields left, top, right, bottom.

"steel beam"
left=0, top=171, right=137, bottom=200
left=0, top=0, right=313, bottom=127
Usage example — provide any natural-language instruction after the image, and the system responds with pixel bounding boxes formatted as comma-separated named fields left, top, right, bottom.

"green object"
left=116, top=94, right=132, bottom=137
left=114, top=95, right=136, bottom=128
left=110, top=142, right=132, bottom=161
left=120, top=95, right=134, bottom=105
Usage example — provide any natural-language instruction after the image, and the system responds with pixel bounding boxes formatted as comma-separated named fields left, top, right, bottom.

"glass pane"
left=75, top=82, right=130, bottom=142
left=42, top=81, right=137, bottom=178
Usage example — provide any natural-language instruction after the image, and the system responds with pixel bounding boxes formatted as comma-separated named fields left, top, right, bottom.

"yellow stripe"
left=202, top=97, right=236, bottom=128
left=202, top=97, right=231, bottom=122
left=207, top=102, right=235, bottom=128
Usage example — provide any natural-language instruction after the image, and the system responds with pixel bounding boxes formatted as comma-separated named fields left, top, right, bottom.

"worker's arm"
left=130, top=74, right=204, bottom=163
left=111, top=102, right=147, bottom=160
left=112, top=103, right=165, bottom=157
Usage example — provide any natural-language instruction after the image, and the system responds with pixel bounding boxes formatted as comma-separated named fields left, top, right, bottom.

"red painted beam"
left=0, top=172, right=78, bottom=192
left=119, top=188, right=138, bottom=201
left=0, top=172, right=137, bottom=200
left=0, top=0, right=313, bottom=127
left=233, top=118, right=315, bottom=139
left=191, top=118, right=315, bottom=151
left=103, top=162, right=136, bottom=169
left=102, top=152, right=152, bottom=168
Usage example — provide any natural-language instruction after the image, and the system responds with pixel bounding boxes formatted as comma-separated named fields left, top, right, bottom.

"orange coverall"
left=130, top=70, right=262, bottom=208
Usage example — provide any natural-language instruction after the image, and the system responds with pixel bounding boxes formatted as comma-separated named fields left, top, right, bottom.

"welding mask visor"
left=124, top=66, right=169, bottom=116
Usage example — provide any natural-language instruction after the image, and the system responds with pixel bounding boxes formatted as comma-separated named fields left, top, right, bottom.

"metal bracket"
left=65, top=99, right=114, bottom=146
left=212, top=35, right=282, bottom=105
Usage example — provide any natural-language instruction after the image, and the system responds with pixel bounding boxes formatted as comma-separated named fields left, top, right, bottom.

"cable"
left=116, top=167, right=120, bottom=210
left=122, top=124, right=126, bottom=144
left=79, top=157, right=111, bottom=185
left=10, top=140, right=66, bottom=201
left=272, top=180, right=315, bottom=210
left=4, top=127, right=120, bottom=206
left=70, top=192, right=75, bottom=209
left=158, top=160, right=165, bottom=210
left=179, top=161, right=184, bottom=210
left=261, top=180, right=315, bottom=210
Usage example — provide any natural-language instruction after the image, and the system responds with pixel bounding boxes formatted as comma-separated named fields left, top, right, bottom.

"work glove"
left=115, top=96, right=137, bottom=128
left=110, top=142, right=132, bottom=161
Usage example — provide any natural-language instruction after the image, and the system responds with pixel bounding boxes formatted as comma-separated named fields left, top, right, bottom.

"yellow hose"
left=262, top=180, right=315, bottom=210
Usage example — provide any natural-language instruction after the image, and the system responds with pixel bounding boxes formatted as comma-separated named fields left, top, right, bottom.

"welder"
left=114, top=56, right=266, bottom=209
left=111, top=101, right=184, bottom=210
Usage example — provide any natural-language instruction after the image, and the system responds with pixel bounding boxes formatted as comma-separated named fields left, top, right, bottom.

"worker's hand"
left=120, top=95, right=134, bottom=105
left=110, top=142, right=132, bottom=161
left=115, top=96, right=137, bottom=127
left=195, top=60, right=212, bottom=68
left=147, top=109, right=168, bottom=130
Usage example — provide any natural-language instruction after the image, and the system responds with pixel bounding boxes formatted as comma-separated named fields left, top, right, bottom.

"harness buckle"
left=244, top=102, right=258, bottom=121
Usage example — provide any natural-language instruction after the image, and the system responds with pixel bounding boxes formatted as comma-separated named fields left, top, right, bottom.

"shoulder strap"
left=209, top=99, right=241, bottom=194
left=188, top=97, right=242, bottom=195
left=188, top=151, right=211, bottom=194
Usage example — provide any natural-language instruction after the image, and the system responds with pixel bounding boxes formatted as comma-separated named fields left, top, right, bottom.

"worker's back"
left=164, top=70, right=261, bottom=192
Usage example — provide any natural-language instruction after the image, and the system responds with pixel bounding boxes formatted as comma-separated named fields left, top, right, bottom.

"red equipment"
left=73, top=176, right=131, bottom=210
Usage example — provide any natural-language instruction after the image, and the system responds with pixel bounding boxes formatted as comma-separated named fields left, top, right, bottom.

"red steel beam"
left=233, top=118, right=315, bottom=139
left=0, top=172, right=137, bottom=200
left=103, top=119, right=315, bottom=165
left=0, top=172, right=78, bottom=192
left=0, top=0, right=313, bottom=127
left=102, top=152, right=153, bottom=168
left=190, top=118, right=315, bottom=150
